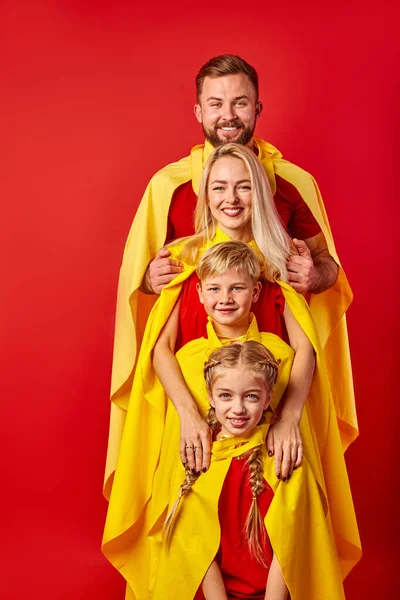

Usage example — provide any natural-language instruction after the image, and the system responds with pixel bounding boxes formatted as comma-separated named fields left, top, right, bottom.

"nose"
left=232, top=399, right=246, bottom=415
left=219, top=289, right=234, bottom=304
left=221, top=102, right=237, bottom=122
left=225, top=187, right=239, bottom=204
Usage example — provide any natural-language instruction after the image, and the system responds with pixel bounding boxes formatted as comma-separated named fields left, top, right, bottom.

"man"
left=104, top=54, right=357, bottom=498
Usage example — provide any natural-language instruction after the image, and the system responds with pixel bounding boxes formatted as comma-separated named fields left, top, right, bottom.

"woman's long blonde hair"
left=167, top=143, right=292, bottom=281
left=165, top=342, right=280, bottom=566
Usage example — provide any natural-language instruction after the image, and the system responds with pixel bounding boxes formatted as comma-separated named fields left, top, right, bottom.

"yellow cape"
left=105, top=137, right=357, bottom=497
left=152, top=424, right=345, bottom=600
left=102, top=233, right=361, bottom=599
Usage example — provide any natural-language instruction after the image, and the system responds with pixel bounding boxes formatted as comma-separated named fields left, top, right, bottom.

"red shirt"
left=166, top=175, right=321, bottom=244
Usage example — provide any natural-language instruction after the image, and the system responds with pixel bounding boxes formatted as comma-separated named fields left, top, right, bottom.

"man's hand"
left=140, top=248, right=183, bottom=295
left=287, top=239, right=315, bottom=293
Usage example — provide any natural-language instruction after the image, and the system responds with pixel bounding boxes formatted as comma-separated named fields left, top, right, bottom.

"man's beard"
left=203, top=120, right=255, bottom=147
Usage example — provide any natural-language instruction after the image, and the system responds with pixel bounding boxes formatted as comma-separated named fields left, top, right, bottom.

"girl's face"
left=207, top=155, right=252, bottom=242
left=210, top=365, right=270, bottom=437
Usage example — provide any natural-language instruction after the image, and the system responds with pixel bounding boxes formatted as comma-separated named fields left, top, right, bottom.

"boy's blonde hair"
left=168, top=143, right=292, bottom=282
left=196, top=241, right=262, bottom=285
left=165, top=341, right=280, bottom=566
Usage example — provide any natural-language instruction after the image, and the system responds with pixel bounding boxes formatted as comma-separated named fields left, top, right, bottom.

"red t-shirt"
left=166, top=175, right=321, bottom=244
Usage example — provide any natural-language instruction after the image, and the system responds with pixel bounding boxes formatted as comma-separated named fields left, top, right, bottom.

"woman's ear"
left=196, top=281, right=204, bottom=304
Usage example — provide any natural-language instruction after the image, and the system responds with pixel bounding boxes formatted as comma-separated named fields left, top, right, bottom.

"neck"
left=218, top=224, right=252, bottom=243
left=212, top=314, right=250, bottom=339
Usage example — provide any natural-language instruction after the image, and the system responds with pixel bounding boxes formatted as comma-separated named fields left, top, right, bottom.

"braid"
left=205, top=407, right=220, bottom=432
left=245, top=445, right=268, bottom=567
left=164, top=467, right=200, bottom=542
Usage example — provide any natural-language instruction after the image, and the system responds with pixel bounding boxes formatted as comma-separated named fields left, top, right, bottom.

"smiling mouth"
left=221, top=207, right=243, bottom=217
left=228, top=418, right=249, bottom=426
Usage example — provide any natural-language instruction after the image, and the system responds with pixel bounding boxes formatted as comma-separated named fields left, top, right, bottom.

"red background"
left=1, top=1, right=399, bottom=598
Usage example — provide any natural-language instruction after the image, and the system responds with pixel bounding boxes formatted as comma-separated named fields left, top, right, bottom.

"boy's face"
left=197, top=268, right=261, bottom=330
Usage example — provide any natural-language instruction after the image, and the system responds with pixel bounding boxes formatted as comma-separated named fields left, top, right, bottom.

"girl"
left=152, top=342, right=345, bottom=600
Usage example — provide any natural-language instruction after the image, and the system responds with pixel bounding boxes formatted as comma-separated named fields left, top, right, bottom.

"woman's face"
left=207, top=155, right=252, bottom=242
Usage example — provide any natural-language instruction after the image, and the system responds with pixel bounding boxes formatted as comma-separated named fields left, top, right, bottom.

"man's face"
left=194, top=73, right=262, bottom=148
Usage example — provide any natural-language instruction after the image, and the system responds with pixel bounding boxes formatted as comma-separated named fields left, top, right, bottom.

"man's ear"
left=252, top=281, right=262, bottom=303
left=194, top=103, right=203, bottom=124
left=196, top=281, right=204, bottom=304
left=255, top=101, right=263, bottom=119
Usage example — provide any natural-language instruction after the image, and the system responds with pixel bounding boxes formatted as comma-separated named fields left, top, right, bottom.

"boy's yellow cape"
left=105, top=137, right=356, bottom=498
left=152, top=424, right=346, bottom=600
left=102, top=234, right=361, bottom=599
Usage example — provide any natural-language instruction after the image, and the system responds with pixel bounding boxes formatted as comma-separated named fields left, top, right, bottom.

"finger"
left=280, top=444, right=292, bottom=481
left=288, top=445, right=298, bottom=478
left=201, top=435, right=212, bottom=471
left=274, top=443, right=283, bottom=479
left=287, top=255, right=310, bottom=267
left=292, top=239, right=311, bottom=257
left=185, top=445, right=196, bottom=470
left=154, top=274, right=181, bottom=291
left=156, top=263, right=183, bottom=276
left=287, top=271, right=304, bottom=283
left=266, top=428, right=275, bottom=457
left=288, top=281, right=307, bottom=293
left=294, top=444, right=303, bottom=468
left=180, top=440, right=187, bottom=466
left=194, top=443, right=203, bottom=474
left=156, top=247, right=172, bottom=258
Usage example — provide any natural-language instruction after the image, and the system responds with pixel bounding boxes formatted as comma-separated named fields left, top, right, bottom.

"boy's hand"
left=180, top=410, right=212, bottom=475
left=266, top=416, right=303, bottom=481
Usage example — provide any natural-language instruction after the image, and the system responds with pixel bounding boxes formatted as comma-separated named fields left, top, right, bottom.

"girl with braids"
left=152, top=342, right=345, bottom=600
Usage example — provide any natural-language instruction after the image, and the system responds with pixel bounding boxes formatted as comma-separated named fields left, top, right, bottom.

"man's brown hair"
left=196, top=54, right=259, bottom=100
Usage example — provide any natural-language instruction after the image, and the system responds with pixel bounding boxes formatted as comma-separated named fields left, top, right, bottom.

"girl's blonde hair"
left=196, top=240, right=262, bottom=285
left=168, top=143, right=292, bottom=281
left=165, top=341, right=280, bottom=566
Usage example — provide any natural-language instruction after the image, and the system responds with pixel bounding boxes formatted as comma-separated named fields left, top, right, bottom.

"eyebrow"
left=210, top=178, right=251, bottom=185
left=206, top=95, right=250, bottom=102
left=215, top=387, right=263, bottom=393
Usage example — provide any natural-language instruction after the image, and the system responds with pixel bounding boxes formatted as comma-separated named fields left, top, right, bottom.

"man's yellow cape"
left=104, top=137, right=356, bottom=498
left=152, top=424, right=346, bottom=600
left=102, top=233, right=361, bottom=599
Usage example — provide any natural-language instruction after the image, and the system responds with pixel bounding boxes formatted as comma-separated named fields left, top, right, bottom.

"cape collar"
left=206, top=313, right=261, bottom=351
left=211, top=423, right=270, bottom=462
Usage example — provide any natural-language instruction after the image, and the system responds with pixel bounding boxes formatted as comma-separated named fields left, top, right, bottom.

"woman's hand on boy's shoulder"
left=266, top=415, right=303, bottom=482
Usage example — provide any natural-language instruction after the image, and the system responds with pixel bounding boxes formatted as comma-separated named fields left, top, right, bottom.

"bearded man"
left=104, top=54, right=357, bottom=498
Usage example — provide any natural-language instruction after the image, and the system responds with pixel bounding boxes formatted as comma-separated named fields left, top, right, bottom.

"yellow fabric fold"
left=105, top=137, right=357, bottom=504
left=152, top=425, right=346, bottom=600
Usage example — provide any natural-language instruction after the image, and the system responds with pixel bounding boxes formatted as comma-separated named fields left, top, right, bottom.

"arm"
left=153, top=296, right=211, bottom=472
left=202, top=560, right=228, bottom=600
left=139, top=248, right=183, bottom=295
left=264, top=554, right=288, bottom=600
left=287, top=232, right=339, bottom=294
left=266, top=302, right=315, bottom=480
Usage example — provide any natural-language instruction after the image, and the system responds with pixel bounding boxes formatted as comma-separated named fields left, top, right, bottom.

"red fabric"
left=165, top=174, right=321, bottom=244
left=218, top=457, right=274, bottom=599
left=176, top=273, right=287, bottom=351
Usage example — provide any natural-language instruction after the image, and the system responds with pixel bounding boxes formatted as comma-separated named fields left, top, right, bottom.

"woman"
left=102, top=145, right=360, bottom=599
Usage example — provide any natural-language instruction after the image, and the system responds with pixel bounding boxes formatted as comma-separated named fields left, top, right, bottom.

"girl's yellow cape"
left=102, top=232, right=361, bottom=599
left=105, top=137, right=356, bottom=498
left=152, top=424, right=345, bottom=600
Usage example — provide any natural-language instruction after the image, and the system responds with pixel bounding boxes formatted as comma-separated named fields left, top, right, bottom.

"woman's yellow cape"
left=152, top=425, right=345, bottom=600
left=105, top=137, right=356, bottom=498
left=102, top=235, right=361, bottom=599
